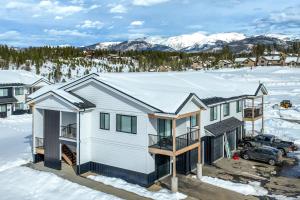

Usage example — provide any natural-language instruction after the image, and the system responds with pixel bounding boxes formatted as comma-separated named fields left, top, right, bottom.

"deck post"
left=171, top=119, right=178, bottom=193
left=261, top=96, right=264, bottom=134
left=196, top=112, right=202, bottom=180
left=252, top=98, right=255, bottom=135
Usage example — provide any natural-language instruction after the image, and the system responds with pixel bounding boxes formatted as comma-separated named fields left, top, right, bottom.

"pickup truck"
left=240, top=134, right=298, bottom=155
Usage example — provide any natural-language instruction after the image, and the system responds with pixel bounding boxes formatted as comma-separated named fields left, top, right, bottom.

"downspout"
left=78, top=108, right=84, bottom=175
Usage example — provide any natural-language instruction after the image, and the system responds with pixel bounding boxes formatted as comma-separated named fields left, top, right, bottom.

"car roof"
left=261, top=134, right=274, bottom=138
left=259, top=146, right=278, bottom=151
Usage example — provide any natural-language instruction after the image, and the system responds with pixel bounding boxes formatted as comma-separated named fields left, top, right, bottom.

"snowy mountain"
left=84, top=32, right=299, bottom=53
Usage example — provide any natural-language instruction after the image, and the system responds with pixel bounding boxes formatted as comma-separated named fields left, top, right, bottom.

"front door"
left=155, top=155, right=170, bottom=179
left=44, top=110, right=61, bottom=170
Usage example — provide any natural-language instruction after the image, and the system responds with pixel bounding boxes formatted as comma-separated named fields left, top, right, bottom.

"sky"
left=0, top=0, right=299, bottom=47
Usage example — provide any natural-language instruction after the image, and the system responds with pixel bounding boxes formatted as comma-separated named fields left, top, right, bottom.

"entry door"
left=155, top=155, right=170, bottom=179
left=44, top=110, right=61, bottom=170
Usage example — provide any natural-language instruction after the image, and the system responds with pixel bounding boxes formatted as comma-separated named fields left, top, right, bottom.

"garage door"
left=212, top=135, right=223, bottom=162
left=227, top=130, right=236, bottom=151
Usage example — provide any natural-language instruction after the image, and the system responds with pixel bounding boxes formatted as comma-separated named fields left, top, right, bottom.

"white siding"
left=34, top=95, right=77, bottom=112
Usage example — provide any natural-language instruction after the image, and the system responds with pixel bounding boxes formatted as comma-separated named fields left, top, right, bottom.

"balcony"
left=61, top=124, right=77, bottom=140
left=244, top=107, right=263, bottom=121
left=148, top=128, right=200, bottom=156
left=35, top=137, right=44, bottom=154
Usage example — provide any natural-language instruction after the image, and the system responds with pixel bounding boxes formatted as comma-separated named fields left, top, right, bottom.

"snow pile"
left=88, top=175, right=187, bottom=200
left=0, top=70, right=43, bottom=85
left=199, top=176, right=268, bottom=196
left=0, top=167, right=121, bottom=200
left=0, top=114, right=32, bottom=171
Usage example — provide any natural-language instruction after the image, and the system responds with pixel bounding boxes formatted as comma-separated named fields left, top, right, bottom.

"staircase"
left=62, top=144, right=76, bottom=166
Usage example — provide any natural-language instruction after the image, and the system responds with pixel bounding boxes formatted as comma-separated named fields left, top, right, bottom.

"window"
left=0, top=89, right=8, bottom=97
left=100, top=112, right=110, bottom=130
left=236, top=100, right=242, bottom=113
left=15, top=103, right=24, bottom=110
left=116, top=114, right=137, bottom=134
left=15, top=87, right=24, bottom=95
left=223, top=103, right=230, bottom=117
left=210, top=106, right=218, bottom=121
left=190, top=115, right=198, bottom=127
left=158, top=119, right=172, bottom=137
left=0, top=105, right=6, bottom=112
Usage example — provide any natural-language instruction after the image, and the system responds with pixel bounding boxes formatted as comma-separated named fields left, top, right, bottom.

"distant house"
left=258, top=56, right=283, bottom=66
left=284, top=57, right=299, bottom=67
left=234, top=57, right=256, bottom=67
left=0, top=70, right=51, bottom=118
left=218, top=60, right=233, bottom=68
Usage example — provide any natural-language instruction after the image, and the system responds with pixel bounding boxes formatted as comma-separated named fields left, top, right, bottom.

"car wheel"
left=268, top=159, right=276, bottom=166
left=243, top=154, right=249, bottom=160
left=245, top=143, right=252, bottom=147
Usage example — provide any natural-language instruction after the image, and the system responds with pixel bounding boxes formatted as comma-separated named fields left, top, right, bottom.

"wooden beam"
left=148, top=148, right=174, bottom=157
left=176, top=110, right=200, bottom=119
left=148, top=113, right=174, bottom=120
left=36, top=147, right=44, bottom=155
left=175, top=142, right=200, bottom=156
left=172, top=119, right=176, bottom=178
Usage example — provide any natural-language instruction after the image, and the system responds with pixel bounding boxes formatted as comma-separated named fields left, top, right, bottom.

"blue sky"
left=0, top=0, right=299, bottom=47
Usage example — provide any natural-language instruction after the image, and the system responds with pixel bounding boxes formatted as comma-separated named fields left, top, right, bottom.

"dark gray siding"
left=212, top=135, right=223, bottom=162
left=44, top=110, right=61, bottom=170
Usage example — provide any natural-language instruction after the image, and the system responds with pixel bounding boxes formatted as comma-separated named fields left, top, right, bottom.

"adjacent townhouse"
left=234, top=57, right=256, bottom=67
left=28, top=72, right=267, bottom=192
left=284, top=57, right=300, bottom=67
left=258, top=56, right=283, bottom=66
left=0, top=70, right=51, bottom=118
left=218, top=60, right=233, bottom=68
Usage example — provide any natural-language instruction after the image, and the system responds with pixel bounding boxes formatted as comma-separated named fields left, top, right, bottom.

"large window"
left=15, top=87, right=24, bottom=96
left=116, top=114, right=137, bottom=134
left=0, top=89, right=8, bottom=97
left=236, top=100, right=242, bottom=113
left=15, top=103, right=24, bottom=110
left=223, top=103, right=230, bottom=117
left=158, top=119, right=172, bottom=137
left=190, top=115, right=198, bottom=127
left=210, top=106, right=218, bottom=121
left=0, top=105, right=6, bottom=112
left=100, top=112, right=110, bottom=130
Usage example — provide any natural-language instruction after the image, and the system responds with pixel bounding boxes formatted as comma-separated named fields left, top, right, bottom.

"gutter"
left=77, top=108, right=84, bottom=175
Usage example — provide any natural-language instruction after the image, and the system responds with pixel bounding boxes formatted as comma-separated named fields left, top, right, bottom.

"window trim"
left=210, top=106, right=218, bottom=121
left=15, top=87, right=24, bottom=96
left=223, top=103, right=230, bottom=117
left=14, top=103, right=24, bottom=111
left=236, top=100, right=242, bottom=113
left=0, top=104, right=7, bottom=112
left=116, top=114, right=137, bottom=134
left=0, top=88, right=8, bottom=97
left=100, top=112, right=110, bottom=130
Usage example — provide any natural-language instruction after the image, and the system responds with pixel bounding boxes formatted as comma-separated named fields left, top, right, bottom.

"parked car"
left=280, top=100, right=292, bottom=108
left=240, top=146, right=282, bottom=166
left=240, top=134, right=297, bottom=155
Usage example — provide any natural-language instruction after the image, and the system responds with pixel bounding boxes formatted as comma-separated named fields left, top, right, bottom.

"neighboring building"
left=28, top=72, right=267, bottom=192
left=257, top=56, right=283, bottom=66
left=218, top=60, right=233, bottom=68
left=284, top=57, right=299, bottom=67
left=234, top=57, right=256, bottom=67
left=0, top=70, right=51, bottom=118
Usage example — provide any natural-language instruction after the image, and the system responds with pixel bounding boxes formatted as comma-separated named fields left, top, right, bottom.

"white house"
left=285, top=57, right=299, bottom=67
left=28, top=72, right=267, bottom=192
left=0, top=70, right=51, bottom=118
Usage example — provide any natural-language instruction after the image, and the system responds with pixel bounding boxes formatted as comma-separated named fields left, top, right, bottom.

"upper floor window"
left=0, top=105, right=6, bottom=112
left=223, top=103, right=230, bottom=117
left=158, top=119, right=172, bottom=137
left=190, top=115, right=198, bottom=127
left=0, top=89, right=8, bottom=97
left=210, top=106, right=218, bottom=121
left=100, top=112, right=110, bottom=130
left=116, top=114, right=137, bottom=134
left=15, top=87, right=24, bottom=96
left=236, top=100, right=242, bottom=113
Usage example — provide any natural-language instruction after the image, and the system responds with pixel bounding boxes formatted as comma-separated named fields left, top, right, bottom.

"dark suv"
left=240, top=146, right=282, bottom=166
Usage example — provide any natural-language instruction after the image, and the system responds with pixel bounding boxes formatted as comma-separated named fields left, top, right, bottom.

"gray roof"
left=0, top=97, right=18, bottom=104
left=205, top=117, right=243, bottom=137
left=67, top=92, right=96, bottom=109
left=201, top=96, right=245, bottom=106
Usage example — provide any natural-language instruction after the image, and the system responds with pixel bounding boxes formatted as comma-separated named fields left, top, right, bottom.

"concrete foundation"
left=197, top=163, right=202, bottom=180
left=171, top=176, right=178, bottom=192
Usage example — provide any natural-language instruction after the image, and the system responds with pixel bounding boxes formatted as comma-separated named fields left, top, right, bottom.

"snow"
left=146, top=32, right=246, bottom=50
left=88, top=174, right=187, bottom=200
left=285, top=57, right=298, bottom=64
left=262, top=56, right=281, bottom=61
left=0, top=167, right=121, bottom=200
left=199, top=176, right=268, bottom=196
left=0, top=70, right=43, bottom=85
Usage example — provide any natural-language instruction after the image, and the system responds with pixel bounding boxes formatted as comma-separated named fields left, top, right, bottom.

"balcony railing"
left=148, top=129, right=200, bottom=151
left=35, top=137, right=44, bottom=148
left=61, top=124, right=77, bottom=140
left=244, top=107, right=263, bottom=119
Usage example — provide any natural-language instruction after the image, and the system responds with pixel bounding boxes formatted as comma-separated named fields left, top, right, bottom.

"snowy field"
left=0, top=66, right=300, bottom=199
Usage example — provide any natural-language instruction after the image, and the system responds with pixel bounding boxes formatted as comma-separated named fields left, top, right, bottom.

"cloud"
left=0, top=31, right=20, bottom=40
left=130, top=20, right=144, bottom=26
left=55, top=16, right=63, bottom=20
left=76, top=20, right=104, bottom=29
left=44, top=29, right=92, bottom=37
left=132, top=0, right=170, bottom=6
left=109, top=4, right=127, bottom=13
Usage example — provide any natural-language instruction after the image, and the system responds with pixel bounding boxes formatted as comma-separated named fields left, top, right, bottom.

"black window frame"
left=15, top=87, right=24, bottom=96
left=236, top=100, right=242, bottom=113
left=0, top=88, right=8, bottom=97
left=190, top=114, right=198, bottom=127
left=116, top=114, right=137, bottom=134
left=210, top=106, right=218, bottom=121
left=223, top=103, right=230, bottom=117
left=100, top=112, right=110, bottom=130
